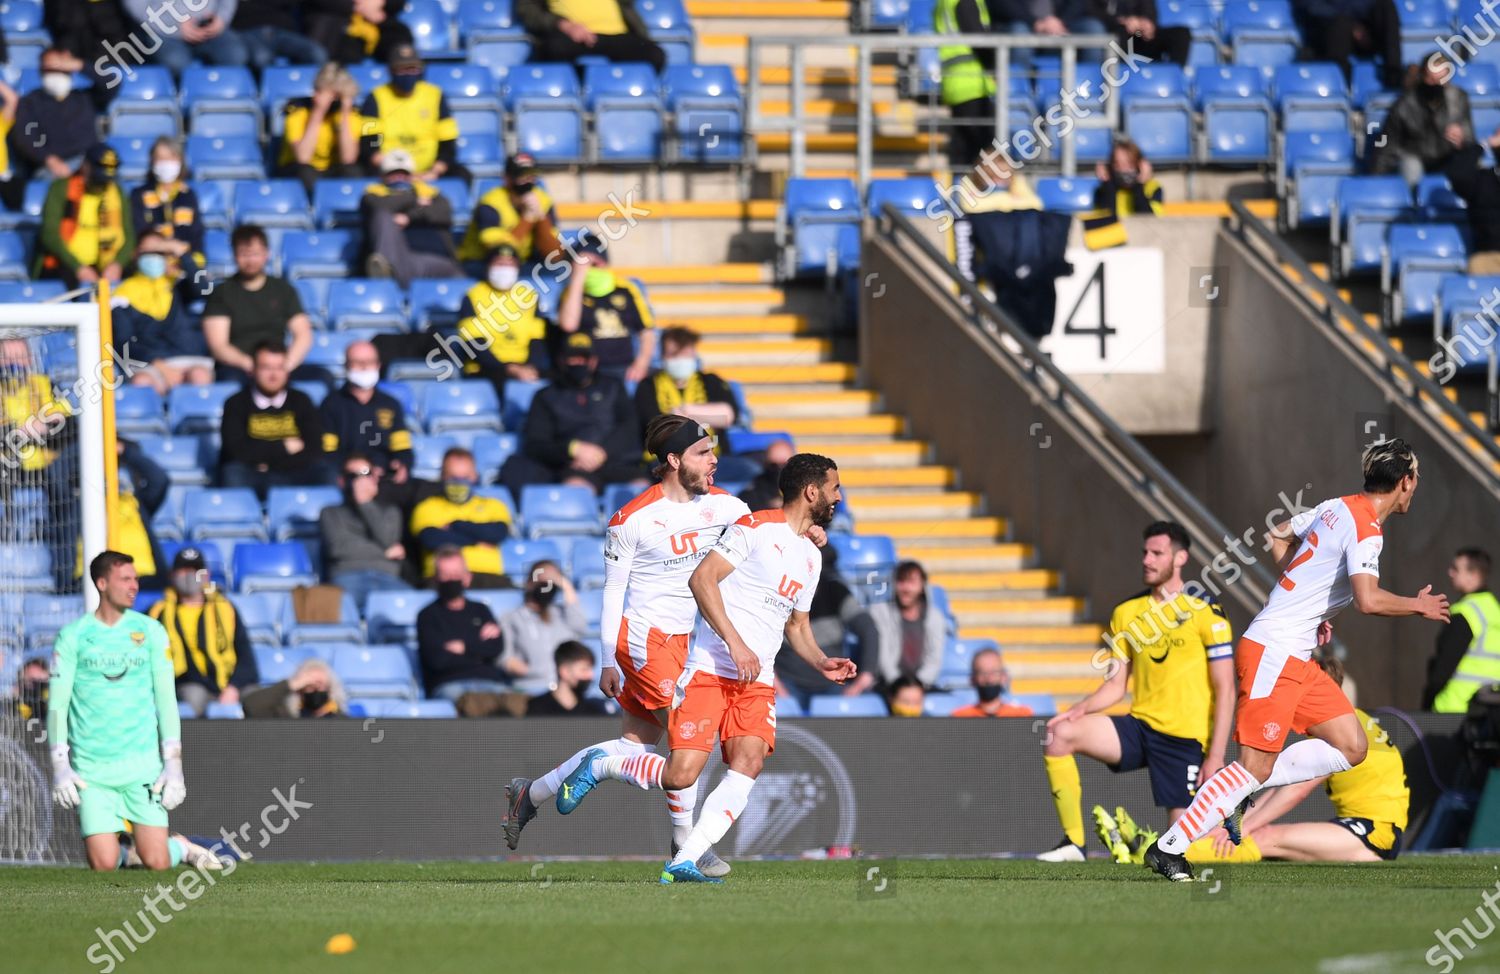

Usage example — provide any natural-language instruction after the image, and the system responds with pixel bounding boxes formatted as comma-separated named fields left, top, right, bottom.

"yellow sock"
left=1184, top=834, right=1263, bottom=864
left=1044, top=755, right=1085, bottom=848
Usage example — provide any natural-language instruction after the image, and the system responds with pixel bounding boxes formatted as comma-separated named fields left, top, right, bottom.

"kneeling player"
left=51, top=552, right=191, bottom=871
left=551, top=454, right=856, bottom=882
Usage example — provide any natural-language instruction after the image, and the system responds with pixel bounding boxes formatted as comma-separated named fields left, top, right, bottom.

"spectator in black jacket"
left=45, top=3, right=131, bottom=99
left=526, top=641, right=609, bottom=715
left=321, top=451, right=412, bottom=612
left=307, top=0, right=413, bottom=66
left=130, top=137, right=204, bottom=264
left=1091, top=0, right=1189, bottom=65
left=516, top=0, right=665, bottom=72
left=417, top=546, right=512, bottom=703
left=361, top=149, right=463, bottom=286
left=231, top=0, right=329, bottom=72
left=9, top=48, right=101, bottom=187
left=320, top=340, right=415, bottom=477
left=1445, top=130, right=1500, bottom=274
left=994, top=0, right=1108, bottom=71
left=111, top=230, right=215, bottom=393
left=501, top=332, right=647, bottom=497
left=1293, top=0, right=1404, bottom=88
left=1375, top=53, right=1473, bottom=187
left=219, top=342, right=334, bottom=497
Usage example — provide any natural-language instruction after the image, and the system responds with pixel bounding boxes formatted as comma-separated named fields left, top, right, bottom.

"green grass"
left=8, top=857, right=1500, bottom=974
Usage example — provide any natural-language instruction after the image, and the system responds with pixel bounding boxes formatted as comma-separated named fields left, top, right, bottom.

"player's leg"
left=1039, top=714, right=1126, bottom=859
left=1143, top=727, right=1205, bottom=829
left=1249, top=822, right=1381, bottom=862
left=84, top=833, right=125, bottom=872
left=79, top=782, right=129, bottom=871
left=664, top=734, right=765, bottom=874
left=130, top=824, right=175, bottom=871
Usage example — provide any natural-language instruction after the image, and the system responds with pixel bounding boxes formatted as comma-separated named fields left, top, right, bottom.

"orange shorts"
left=1235, top=637, right=1354, bottom=752
left=668, top=671, right=777, bottom=759
left=614, top=619, right=690, bottom=723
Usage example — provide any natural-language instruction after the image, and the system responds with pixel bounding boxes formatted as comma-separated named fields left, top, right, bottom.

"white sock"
left=530, top=738, right=646, bottom=804
left=1158, top=762, right=1262, bottom=854
left=671, top=770, right=756, bottom=867
left=595, top=751, right=665, bottom=790
left=667, top=780, right=699, bottom=849
left=1260, top=738, right=1353, bottom=788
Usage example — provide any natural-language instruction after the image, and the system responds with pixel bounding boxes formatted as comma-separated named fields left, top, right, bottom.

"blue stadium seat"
left=327, top=278, right=407, bottom=333
left=936, top=636, right=1001, bottom=688
left=191, top=111, right=260, bottom=140
left=520, top=484, right=601, bottom=538
left=1194, top=66, right=1274, bottom=164
left=1281, top=129, right=1356, bottom=230
left=500, top=538, right=567, bottom=584
left=427, top=62, right=502, bottom=112
left=108, top=136, right=155, bottom=182
left=108, top=112, right=179, bottom=141
left=828, top=533, right=898, bottom=600
left=159, top=540, right=230, bottom=588
left=635, top=0, right=694, bottom=65
left=177, top=701, right=196, bottom=719
left=237, top=591, right=291, bottom=648
left=294, top=380, right=328, bottom=407
left=0, top=1, right=48, bottom=64
left=261, top=65, right=319, bottom=134
left=409, top=278, right=472, bottom=331
left=466, top=433, right=514, bottom=480
left=1383, top=223, right=1467, bottom=324
left=1124, top=103, right=1193, bottom=165
left=409, top=432, right=459, bottom=480
left=304, top=329, right=378, bottom=381
left=22, top=593, right=83, bottom=649
left=419, top=379, right=502, bottom=434
left=1349, top=59, right=1396, bottom=111
left=167, top=382, right=238, bottom=435
left=190, top=181, right=233, bottom=233
left=109, top=65, right=178, bottom=120
left=1225, top=0, right=1299, bottom=68
left=1121, top=63, right=1190, bottom=105
left=134, top=435, right=212, bottom=487
left=780, top=177, right=862, bottom=277
left=205, top=701, right=244, bottom=719
left=253, top=645, right=317, bottom=681
left=1332, top=175, right=1415, bottom=277
left=181, top=65, right=260, bottom=117
left=311, top=178, right=374, bottom=229
left=1157, top=0, right=1221, bottom=65
left=866, top=178, right=941, bottom=216
left=379, top=379, right=417, bottom=419
left=1455, top=62, right=1500, bottom=108
left=1397, top=0, right=1452, bottom=63
left=1035, top=176, right=1101, bottom=214
left=454, top=131, right=507, bottom=179
left=333, top=644, right=417, bottom=699
left=600, top=483, right=639, bottom=520
left=286, top=592, right=365, bottom=645
left=148, top=486, right=191, bottom=543
left=809, top=694, right=888, bottom=717
left=1435, top=274, right=1500, bottom=332
left=115, top=386, right=168, bottom=438
left=185, top=136, right=265, bottom=180
left=0, top=280, right=66, bottom=303
left=366, top=589, right=438, bottom=644
left=233, top=180, right=313, bottom=230
left=568, top=535, right=608, bottom=588
left=584, top=62, right=664, bottom=163
left=469, top=39, right=532, bottom=75
left=502, top=379, right=545, bottom=429
left=923, top=690, right=974, bottom=717
left=505, top=64, right=584, bottom=164
left=292, top=277, right=332, bottom=330
left=431, top=177, right=472, bottom=231
left=355, top=698, right=460, bottom=717
left=406, top=0, right=461, bottom=58
left=459, top=0, right=526, bottom=44
left=185, top=487, right=266, bottom=542
left=345, top=62, right=391, bottom=96
left=282, top=230, right=361, bottom=280
left=1273, top=62, right=1350, bottom=132
left=1416, top=174, right=1468, bottom=222
left=267, top=485, right=342, bottom=542
left=232, top=542, right=318, bottom=593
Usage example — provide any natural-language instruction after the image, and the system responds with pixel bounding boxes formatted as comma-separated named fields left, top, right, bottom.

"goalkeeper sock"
left=116, top=845, right=131, bottom=870
left=671, top=771, right=755, bottom=867
left=1260, top=739, right=1352, bottom=788
left=668, top=780, right=699, bottom=849
left=530, top=738, right=647, bottom=804
left=1044, top=755, right=1086, bottom=848
left=595, top=751, right=665, bottom=790
left=1185, top=834, right=1263, bottom=864
left=168, top=837, right=185, bottom=868
left=1159, top=762, right=1261, bottom=854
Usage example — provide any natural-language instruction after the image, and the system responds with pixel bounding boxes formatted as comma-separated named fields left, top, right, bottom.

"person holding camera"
left=457, top=153, right=563, bottom=267
left=1081, top=138, right=1164, bottom=250
left=147, top=547, right=260, bottom=717
left=499, top=559, right=590, bottom=693
left=276, top=63, right=367, bottom=195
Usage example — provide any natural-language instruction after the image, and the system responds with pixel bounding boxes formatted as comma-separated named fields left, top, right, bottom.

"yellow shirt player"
left=410, top=448, right=515, bottom=580
left=1038, top=522, right=1237, bottom=863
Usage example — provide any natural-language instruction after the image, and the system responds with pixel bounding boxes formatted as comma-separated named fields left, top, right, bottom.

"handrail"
left=876, top=202, right=1278, bottom=616
left=1227, top=197, right=1500, bottom=493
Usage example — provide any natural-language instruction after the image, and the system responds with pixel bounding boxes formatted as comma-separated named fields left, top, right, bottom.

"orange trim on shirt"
left=609, top=483, right=664, bottom=528
left=1340, top=494, right=1383, bottom=541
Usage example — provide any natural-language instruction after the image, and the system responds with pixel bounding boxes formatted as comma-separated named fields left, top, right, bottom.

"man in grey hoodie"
left=320, top=451, right=412, bottom=612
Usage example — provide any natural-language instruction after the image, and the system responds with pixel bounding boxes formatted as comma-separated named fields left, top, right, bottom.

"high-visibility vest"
left=934, top=0, right=996, bottom=107
left=1435, top=590, right=1500, bottom=713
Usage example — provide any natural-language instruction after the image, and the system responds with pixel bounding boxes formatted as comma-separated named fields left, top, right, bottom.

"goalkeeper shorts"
left=78, top=776, right=169, bottom=837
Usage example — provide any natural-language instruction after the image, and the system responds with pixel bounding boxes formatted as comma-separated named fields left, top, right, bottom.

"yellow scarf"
left=150, top=588, right=240, bottom=690
left=648, top=371, right=720, bottom=459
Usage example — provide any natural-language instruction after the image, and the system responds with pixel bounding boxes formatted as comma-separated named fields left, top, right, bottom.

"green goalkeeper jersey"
left=47, top=609, right=179, bottom=787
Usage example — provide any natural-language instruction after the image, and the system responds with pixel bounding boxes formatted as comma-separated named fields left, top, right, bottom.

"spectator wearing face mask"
left=358, top=44, right=465, bottom=184
left=1376, top=52, right=1473, bottom=188
left=1082, top=138, right=1164, bottom=250
left=319, top=340, right=414, bottom=479
left=417, top=545, right=512, bottom=702
left=557, top=231, right=656, bottom=383
left=500, top=560, right=590, bottom=692
left=130, top=137, right=203, bottom=270
left=38, top=144, right=136, bottom=289
left=951, top=648, right=1034, bottom=717
left=110, top=230, right=215, bottom=394
left=148, top=547, right=260, bottom=717
left=634, top=326, right=738, bottom=454
left=457, top=153, right=562, bottom=266
left=451, top=244, right=548, bottom=401
left=321, top=450, right=413, bottom=612
left=242, top=658, right=347, bottom=718
left=410, top=446, right=515, bottom=586
left=527, top=641, right=609, bottom=715
left=887, top=675, right=927, bottom=717
left=361, top=148, right=464, bottom=285
left=9, top=48, right=100, bottom=190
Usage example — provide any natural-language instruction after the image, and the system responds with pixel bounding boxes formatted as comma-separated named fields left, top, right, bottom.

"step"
left=901, top=543, right=1033, bottom=571
left=961, top=624, right=1105, bottom=648
left=1014, top=677, right=1110, bottom=696
left=930, top=569, right=1059, bottom=592
left=699, top=34, right=858, bottom=67
left=1004, top=649, right=1103, bottom=679
left=670, top=314, right=811, bottom=336
left=651, top=287, right=786, bottom=306
left=765, top=414, right=904, bottom=437
left=796, top=438, right=927, bottom=467
left=860, top=516, right=1005, bottom=540
left=844, top=490, right=981, bottom=519
left=699, top=337, right=833, bottom=366
left=717, top=363, right=856, bottom=384
left=757, top=98, right=901, bottom=118
left=688, top=0, right=851, bottom=16
left=951, top=597, right=1085, bottom=627
left=837, top=465, right=954, bottom=489
left=733, top=65, right=900, bottom=86
left=748, top=388, right=879, bottom=418
left=755, top=132, right=941, bottom=153
left=616, top=263, right=770, bottom=285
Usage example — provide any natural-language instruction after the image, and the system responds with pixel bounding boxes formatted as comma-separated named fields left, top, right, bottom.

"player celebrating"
left=1145, top=439, right=1449, bottom=881
left=1038, top=521, right=1235, bottom=863
left=50, top=551, right=191, bottom=871
left=551, top=453, right=856, bottom=883
left=504, top=416, right=771, bottom=876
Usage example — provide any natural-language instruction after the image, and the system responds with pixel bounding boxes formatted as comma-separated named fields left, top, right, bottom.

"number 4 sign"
left=1043, top=247, right=1166, bottom=374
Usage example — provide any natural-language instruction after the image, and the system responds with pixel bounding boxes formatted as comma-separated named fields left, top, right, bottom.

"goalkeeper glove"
left=50, top=744, right=87, bottom=810
left=152, top=740, right=186, bottom=811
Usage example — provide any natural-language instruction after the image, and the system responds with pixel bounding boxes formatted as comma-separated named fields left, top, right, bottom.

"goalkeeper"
left=49, top=551, right=191, bottom=871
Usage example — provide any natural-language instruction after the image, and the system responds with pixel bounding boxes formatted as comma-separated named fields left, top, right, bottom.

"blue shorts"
left=1332, top=817, right=1403, bottom=861
left=1107, top=715, right=1204, bottom=810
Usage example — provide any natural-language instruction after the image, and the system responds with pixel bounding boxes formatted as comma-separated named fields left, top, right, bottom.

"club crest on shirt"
left=658, top=678, right=676, bottom=698
left=376, top=408, right=394, bottom=429
left=701, top=506, right=716, bottom=524
left=807, top=557, right=815, bottom=575
left=1262, top=721, right=1282, bottom=742
left=130, top=631, right=146, bottom=646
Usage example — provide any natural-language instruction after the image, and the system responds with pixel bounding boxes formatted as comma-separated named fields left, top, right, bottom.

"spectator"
left=500, top=332, right=646, bottom=497
left=846, top=561, right=947, bottom=694
left=951, top=647, right=1035, bottom=717
left=275, top=63, right=365, bottom=195
left=6, top=655, right=50, bottom=723
left=231, top=0, right=329, bottom=72
left=932, top=0, right=997, bottom=172
left=9, top=48, right=100, bottom=188
left=361, top=148, right=464, bottom=285
left=410, top=447, right=515, bottom=585
left=457, top=153, right=562, bottom=265
left=110, top=230, right=215, bottom=393
left=242, top=658, right=346, bottom=718
left=219, top=342, right=334, bottom=497
left=123, top=0, right=249, bottom=76
left=37, top=144, right=135, bottom=289
left=738, top=437, right=795, bottom=511
left=319, top=341, right=414, bottom=477
left=1425, top=548, right=1498, bottom=712
left=130, top=137, right=204, bottom=265
left=994, top=0, right=1108, bottom=71
left=634, top=326, right=738, bottom=450
left=1083, top=138, right=1164, bottom=249
left=453, top=244, right=548, bottom=400
left=0, top=79, right=21, bottom=213
left=119, top=437, right=172, bottom=520
left=1375, top=52, right=1472, bottom=187
left=416, top=545, right=512, bottom=702
left=1444, top=128, right=1500, bottom=274
left=517, top=0, right=666, bottom=72
left=320, top=451, right=412, bottom=611
left=777, top=544, right=863, bottom=708
left=46, top=5, right=132, bottom=91
left=557, top=232, right=656, bottom=382
left=1092, top=0, right=1189, bottom=65
left=0, top=338, right=79, bottom=592
left=202, top=224, right=316, bottom=385
left=358, top=44, right=465, bottom=184
left=887, top=675, right=927, bottom=717
left=526, top=640, right=609, bottom=715
left=1293, top=0, right=1404, bottom=88
left=499, top=560, right=589, bottom=690
left=308, top=0, right=414, bottom=66
left=147, top=546, right=260, bottom=717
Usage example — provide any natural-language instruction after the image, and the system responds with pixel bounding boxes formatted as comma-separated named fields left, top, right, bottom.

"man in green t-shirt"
left=201, top=223, right=317, bottom=386
left=49, top=551, right=190, bottom=871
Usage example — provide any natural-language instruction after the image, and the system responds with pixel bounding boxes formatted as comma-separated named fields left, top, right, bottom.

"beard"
left=678, top=463, right=712, bottom=496
left=810, top=494, right=837, bottom=527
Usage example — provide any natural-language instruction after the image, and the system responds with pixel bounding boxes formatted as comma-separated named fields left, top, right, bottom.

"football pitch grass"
left=8, top=857, right=1500, bottom=974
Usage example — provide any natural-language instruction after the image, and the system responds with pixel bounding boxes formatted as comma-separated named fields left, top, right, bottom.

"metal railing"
left=746, top=34, right=1120, bottom=184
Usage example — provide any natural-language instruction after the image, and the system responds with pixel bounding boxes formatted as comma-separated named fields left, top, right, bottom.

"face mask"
left=562, top=362, right=592, bottom=386
left=443, top=480, right=473, bottom=505
left=489, top=265, right=520, bottom=291
left=42, top=72, right=71, bottom=100
left=529, top=583, right=557, bottom=608
left=583, top=269, right=616, bottom=298
left=663, top=357, right=698, bottom=382
left=175, top=573, right=204, bottom=598
left=136, top=254, right=168, bottom=280
left=976, top=683, right=1006, bottom=703
left=152, top=160, right=182, bottom=184
left=391, top=74, right=419, bottom=94
left=300, top=689, right=330, bottom=713
left=347, top=368, right=380, bottom=390
left=510, top=180, right=535, bottom=195
left=437, top=579, right=465, bottom=602
left=386, top=179, right=411, bottom=193
left=891, top=702, right=923, bottom=718
left=1115, top=169, right=1138, bottom=186
left=568, top=678, right=592, bottom=697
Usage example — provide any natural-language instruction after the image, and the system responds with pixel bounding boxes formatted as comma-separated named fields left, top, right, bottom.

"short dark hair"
left=660, top=326, right=700, bottom=353
left=1144, top=520, right=1191, bottom=553
left=1458, top=547, right=1493, bottom=581
left=230, top=224, right=268, bottom=250
left=887, top=675, right=925, bottom=702
left=341, top=450, right=375, bottom=472
left=441, top=446, right=475, bottom=468
left=644, top=413, right=696, bottom=480
left=1362, top=438, right=1417, bottom=493
left=895, top=560, right=927, bottom=583
left=90, top=550, right=134, bottom=585
left=252, top=341, right=288, bottom=361
left=553, top=640, right=594, bottom=668
left=778, top=452, right=837, bottom=505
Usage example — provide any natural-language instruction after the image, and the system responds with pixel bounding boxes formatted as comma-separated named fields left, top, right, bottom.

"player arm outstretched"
left=46, top=626, right=85, bottom=809
left=689, top=551, right=759, bottom=682
left=784, top=610, right=856, bottom=684
left=1049, top=649, right=1129, bottom=729
left=597, top=516, right=639, bottom=697
left=150, top=624, right=186, bottom=810
left=1349, top=574, right=1450, bottom=621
